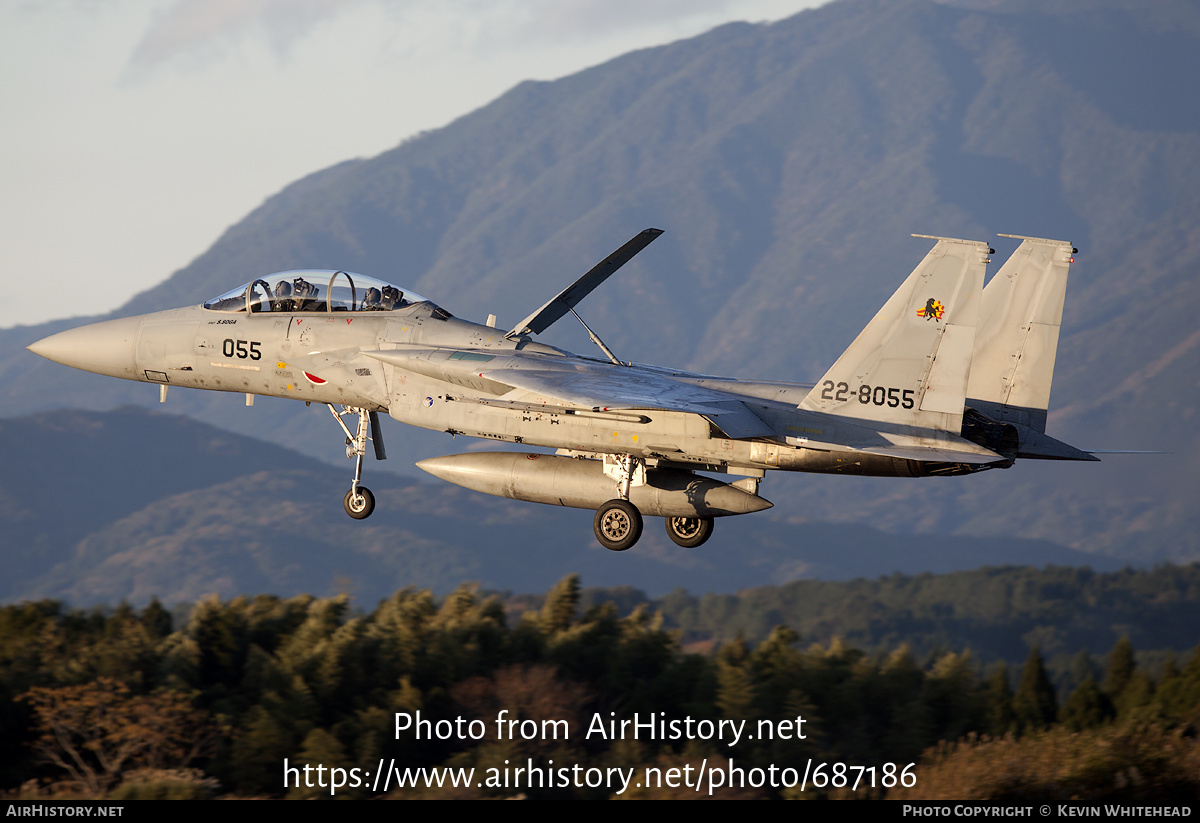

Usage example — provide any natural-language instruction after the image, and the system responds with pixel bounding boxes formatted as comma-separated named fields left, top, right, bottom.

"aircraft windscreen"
left=202, top=270, right=434, bottom=314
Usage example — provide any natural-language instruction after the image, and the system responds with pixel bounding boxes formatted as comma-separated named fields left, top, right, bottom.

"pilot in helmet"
left=381, top=285, right=403, bottom=310
left=363, top=287, right=382, bottom=310
left=273, top=279, right=293, bottom=312
left=292, top=276, right=317, bottom=310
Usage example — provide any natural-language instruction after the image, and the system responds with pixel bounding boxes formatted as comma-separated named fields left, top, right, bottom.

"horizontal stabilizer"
left=1080, top=450, right=1163, bottom=455
left=854, top=443, right=1004, bottom=464
left=1013, top=427, right=1100, bottom=461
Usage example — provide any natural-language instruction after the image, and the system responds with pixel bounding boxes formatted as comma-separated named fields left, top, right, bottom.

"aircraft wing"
left=483, top=366, right=777, bottom=439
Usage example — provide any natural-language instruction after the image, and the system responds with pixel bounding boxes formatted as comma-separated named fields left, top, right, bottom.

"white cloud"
left=130, top=0, right=365, bottom=67
left=128, top=0, right=815, bottom=71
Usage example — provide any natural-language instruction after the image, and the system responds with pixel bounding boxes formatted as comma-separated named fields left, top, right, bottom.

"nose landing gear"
left=329, top=405, right=386, bottom=519
left=344, top=487, right=375, bottom=519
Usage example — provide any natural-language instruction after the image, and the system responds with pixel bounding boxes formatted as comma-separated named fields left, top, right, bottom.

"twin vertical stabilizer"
left=799, top=235, right=991, bottom=437
left=966, top=235, right=1075, bottom=433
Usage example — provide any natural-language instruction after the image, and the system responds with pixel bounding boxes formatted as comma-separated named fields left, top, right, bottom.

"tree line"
left=1, top=574, right=1197, bottom=799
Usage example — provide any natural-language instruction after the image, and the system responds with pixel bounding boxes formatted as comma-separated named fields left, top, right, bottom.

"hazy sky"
left=1, top=0, right=823, bottom=328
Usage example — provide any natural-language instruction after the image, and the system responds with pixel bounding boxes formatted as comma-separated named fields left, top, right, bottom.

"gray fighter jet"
left=28, top=229, right=1095, bottom=551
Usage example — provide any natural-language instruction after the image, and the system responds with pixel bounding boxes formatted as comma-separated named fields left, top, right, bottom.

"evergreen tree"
left=919, top=652, right=984, bottom=747
left=540, top=575, right=581, bottom=636
left=985, top=663, right=1014, bottom=736
left=1070, top=650, right=1098, bottom=688
left=286, top=728, right=351, bottom=799
left=1013, top=647, right=1056, bottom=733
left=1115, top=670, right=1156, bottom=719
left=141, top=598, right=172, bottom=640
left=228, top=704, right=300, bottom=795
left=715, top=637, right=757, bottom=721
left=1060, top=678, right=1114, bottom=731
left=748, top=626, right=802, bottom=716
left=109, top=602, right=135, bottom=632
left=1104, top=635, right=1136, bottom=702
left=1154, top=639, right=1200, bottom=724
left=188, top=596, right=248, bottom=688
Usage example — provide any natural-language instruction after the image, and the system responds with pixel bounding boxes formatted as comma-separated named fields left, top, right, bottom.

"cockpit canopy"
left=203, top=270, right=435, bottom=314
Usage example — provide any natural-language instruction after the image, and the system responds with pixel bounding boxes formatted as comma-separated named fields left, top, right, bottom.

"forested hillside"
left=589, top=564, right=1200, bottom=668
left=4, top=575, right=1198, bottom=799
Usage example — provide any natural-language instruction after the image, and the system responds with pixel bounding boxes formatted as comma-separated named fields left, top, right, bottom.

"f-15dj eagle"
left=28, top=230, right=1096, bottom=551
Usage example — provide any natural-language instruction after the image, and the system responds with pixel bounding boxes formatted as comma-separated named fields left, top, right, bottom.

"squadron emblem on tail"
left=917, top=298, right=945, bottom=320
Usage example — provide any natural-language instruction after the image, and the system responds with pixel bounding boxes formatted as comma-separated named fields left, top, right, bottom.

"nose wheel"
left=329, top=405, right=387, bottom=520
left=344, top=487, right=375, bottom=519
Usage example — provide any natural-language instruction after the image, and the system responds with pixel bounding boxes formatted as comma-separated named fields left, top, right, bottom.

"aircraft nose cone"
left=27, top=316, right=141, bottom=379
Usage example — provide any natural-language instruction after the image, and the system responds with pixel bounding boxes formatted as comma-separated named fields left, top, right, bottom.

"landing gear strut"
left=329, top=405, right=386, bottom=519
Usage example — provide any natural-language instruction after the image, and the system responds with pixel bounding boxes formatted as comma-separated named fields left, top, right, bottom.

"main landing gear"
left=594, top=454, right=645, bottom=550
left=594, top=499, right=642, bottom=551
left=591, top=454, right=716, bottom=551
left=664, top=515, right=714, bottom=548
left=329, top=405, right=386, bottom=519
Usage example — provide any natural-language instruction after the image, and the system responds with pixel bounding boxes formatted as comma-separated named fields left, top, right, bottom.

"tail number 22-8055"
left=821, top=381, right=914, bottom=409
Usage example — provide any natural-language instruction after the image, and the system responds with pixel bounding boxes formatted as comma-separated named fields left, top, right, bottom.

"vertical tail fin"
left=799, top=235, right=990, bottom=435
left=966, top=235, right=1075, bottom=433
